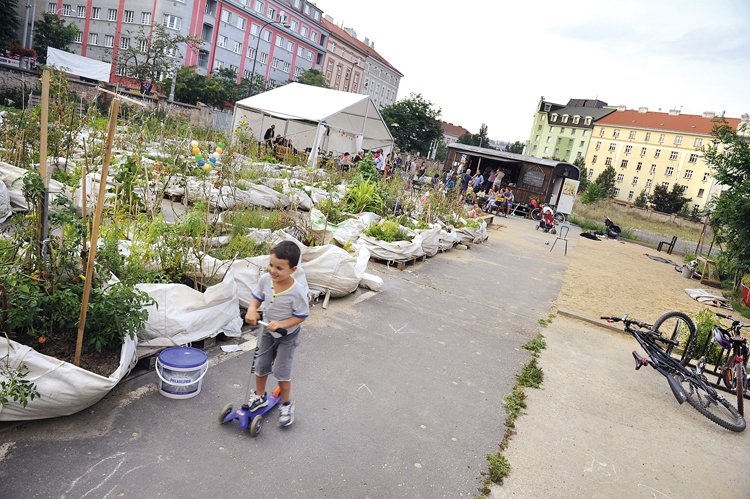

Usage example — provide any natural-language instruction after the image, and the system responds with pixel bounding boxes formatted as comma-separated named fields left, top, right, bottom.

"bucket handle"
left=155, top=358, right=209, bottom=386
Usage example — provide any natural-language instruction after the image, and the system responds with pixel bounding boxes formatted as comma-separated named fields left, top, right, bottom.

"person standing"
left=485, top=169, right=497, bottom=193
left=264, top=124, right=276, bottom=150
left=493, top=168, right=505, bottom=189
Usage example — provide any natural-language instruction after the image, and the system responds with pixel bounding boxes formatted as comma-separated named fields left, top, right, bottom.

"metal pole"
left=28, top=0, right=37, bottom=56
left=22, top=1, right=31, bottom=49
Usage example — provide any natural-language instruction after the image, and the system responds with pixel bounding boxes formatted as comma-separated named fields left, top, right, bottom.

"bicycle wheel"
left=554, top=212, right=567, bottom=224
left=530, top=208, right=541, bottom=221
left=678, top=374, right=746, bottom=432
left=652, top=311, right=697, bottom=367
left=735, top=363, right=745, bottom=417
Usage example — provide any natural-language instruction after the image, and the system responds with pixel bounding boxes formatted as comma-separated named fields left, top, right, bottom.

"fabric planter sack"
left=358, top=233, right=424, bottom=262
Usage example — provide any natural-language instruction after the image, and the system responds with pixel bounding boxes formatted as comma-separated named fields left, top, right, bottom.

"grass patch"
left=482, top=331, right=547, bottom=495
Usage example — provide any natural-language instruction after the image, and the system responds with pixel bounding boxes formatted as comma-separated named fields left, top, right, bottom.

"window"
left=261, top=30, right=271, bottom=42
left=297, top=46, right=304, bottom=57
left=674, top=136, right=683, bottom=145
left=609, top=143, right=616, bottom=152
left=229, top=64, right=238, bottom=74
left=300, top=25, right=308, bottom=37
left=291, top=19, right=298, bottom=31
left=546, top=136, right=551, bottom=143
left=62, top=4, right=72, bottom=16
left=654, top=149, right=661, bottom=158
left=620, top=160, right=628, bottom=168
left=644, top=132, right=651, bottom=142
left=605, top=157, right=612, bottom=166
left=669, top=151, right=678, bottom=161
left=251, top=24, right=260, bottom=36
left=560, top=128, right=566, bottom=134
left=271, top=57, right=280, bottom=69
left=571, top=129, right=576, bottom=136
left=636, top=161, right=642, bottom=171
left=221, top=10, right=231, bottom=22
left=141, top=12, right=151, bottom=25
left=658, top=133, right=665, bottom=143
left=616, top=174, right=624, bottom=183
left=595, top=141, right=601, bottom=150
left=119, top=37, right=129, bottom=49
left=614, top=188, right=620, bottom=196
left=661, top=182, right=670, bottom=189
left=311, top=30, right=317, bottom=42
left=551, top=113, right=558, bottom=122
left=556, top=137, right=562, bottom=144
left=115, top=64, right=127, bottom=76
left=684, top=170, right=693, bottom=179
left=282, top=61, right=290, bottom=73
left=628, top=191, right=634, bottom=200
left=632, top=176, right=639, bottom=185
left=247, top=47, right=255, bottom=59
left=573, top=116, right=580, bottom=124
left=562, top=115, right=569, bottom=123
left=589, top=169, right=594, bottom=177
left=646, top=179, right=653, bottom=189
left=535, top=135, right=540, bottom=142
left=612, top=129, right=620, bottom=138
left=304, top=4, right=310, bottom=14
left=592, top=155, right=597, bottom=164
left=650, top=164, right=656, bottom=173
left=694, top=138, right=703, bottom=148
left=104, top=34, right=114, bottom=47
left=294, top=0, right=301, bottom=7
left=214, top=60, right=224, bottom=70
left=665, top=166, right=674, bottom=176
left=628, top=130, right=636, bottom=140
left=77, top=5, right=85, bottom=17
left=47, top=3, right=56, bottom=14
left=580, top=140, right=585, bottom=147
left=108, top=8, right=117, bottom=21
left=138, top=39, right=148, bottom=52
left=543, top=147, right=549, bottom=153
left=267, top=7, right=276, bottom=19
left=163, top=14, right=182, bottom=30
left=584, top=117, right=592, bottom=125
left=275, top=36, right=283, bottom=47
left=233, top=41, right=242, bottom=54
left=314, top=11, right=320, bottom=20
left=703, top=172, right=710, bottom=182
left=243, top=69, right=251, bottom=79
left=217, top=35, right=226, bottom=48
left=260, top=52, right=268, bottom=64
left=123, top=10, right=134, bottom=23
left=74, top=32, right=83, bottom=43
left=598, top=128, right=605, bottom=137
left=254, top=1, right=264, bottom=14
left=625, top=145, right=632, bottom=154
left=697, top=188, right=705, bottom=198
left=641, top=147, right=647, bottom=156
left=236, top=17, right=246, bottom=30
left=88, top=33, right=98, bottom=45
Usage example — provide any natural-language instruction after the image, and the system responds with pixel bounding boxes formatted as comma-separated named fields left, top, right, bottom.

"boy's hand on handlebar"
left=267, top=321, right=282, bottom=332
left=244, top=310, right=260, bottom=325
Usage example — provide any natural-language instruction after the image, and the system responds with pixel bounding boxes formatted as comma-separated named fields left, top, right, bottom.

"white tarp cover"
left=0, top=335, right=136, bottom=421
left=438, top=228, right=461, bottom=251
left=47, top=47, right=111, bottom=82
left=416, top=224, right=442, bottom=257
left=0, top=162, right=70, bottom=210
left=0, top=179, right=11, bottom=222
left=233, top=83, right=393, bottom=154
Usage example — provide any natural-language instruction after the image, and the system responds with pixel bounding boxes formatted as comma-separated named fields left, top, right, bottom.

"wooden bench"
left=477, top=214, right=494, bottom=227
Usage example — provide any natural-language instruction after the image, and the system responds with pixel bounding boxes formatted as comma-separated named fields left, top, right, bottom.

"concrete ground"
left=492, top=316, right=750, bottom=499
left=0, top=215, right=571, bottom=498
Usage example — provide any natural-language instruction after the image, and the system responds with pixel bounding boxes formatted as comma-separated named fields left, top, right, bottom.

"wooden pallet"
left=370, top=254, right=427, bottom=271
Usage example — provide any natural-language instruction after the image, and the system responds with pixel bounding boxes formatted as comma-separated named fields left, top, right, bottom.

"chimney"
left=364, top=37, right=369, bottom=46
left=638, top=107, right=648, bottom=113
left=668, top=109, right=681, bottom=116
left=616, top=105, right=626, bottom=111
left=370, top=41, right=374, bottom=48
left=344, top=27, right=357, bottom=38
left=324, top=14, right=333, bottom=22
left=702, top=111, right=716, bottom=119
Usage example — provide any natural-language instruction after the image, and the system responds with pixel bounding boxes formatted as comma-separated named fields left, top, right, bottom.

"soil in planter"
left=34, top=341, right=122, bottom=377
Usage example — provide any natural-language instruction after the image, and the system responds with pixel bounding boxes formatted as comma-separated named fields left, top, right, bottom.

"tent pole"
left=258, top=112, right=265, bottom=154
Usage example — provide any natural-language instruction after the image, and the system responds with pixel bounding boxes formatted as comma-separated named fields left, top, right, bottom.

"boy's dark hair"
left=271, top=241, right=301, bottom=267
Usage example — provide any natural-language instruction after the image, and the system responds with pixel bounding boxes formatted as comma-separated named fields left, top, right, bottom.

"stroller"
left=536, top=208, right=556, bottom=234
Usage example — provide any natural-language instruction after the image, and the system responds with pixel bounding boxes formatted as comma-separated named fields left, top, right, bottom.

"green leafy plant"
left=317, top=198, right=349, bottom=225
left=356, top=152, right=379, bottom=182
left=1, top=335, right=40, bottom=408
left=691, top=309, right=723, bottom=364
left=210, top=235, right=268, bottom=260
left=223, top=208, right=291, bottom=233
left=345, top=178, right=383, bottom=214
left=364, top=220, right=413, bottom=243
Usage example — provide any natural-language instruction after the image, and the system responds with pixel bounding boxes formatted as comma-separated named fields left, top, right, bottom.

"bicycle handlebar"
left=715, top=312, right=748, bottom=329
left=601, top=315, right=678, bottom=346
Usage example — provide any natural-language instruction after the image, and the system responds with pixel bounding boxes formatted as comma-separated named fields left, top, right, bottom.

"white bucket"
left=156, top=347, right=209, bottom=400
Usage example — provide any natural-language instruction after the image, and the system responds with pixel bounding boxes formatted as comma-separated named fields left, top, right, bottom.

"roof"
left=596, top=110, right=741, bottom=135
left=447, top=142, right=577, bottom=170
left=234, top=82, right=392, bottom=145
left=442, top=122, right=470, bottom=138
left=322, top=19, right=403, bottom=77
left=548, top=105, right=615, bottom=123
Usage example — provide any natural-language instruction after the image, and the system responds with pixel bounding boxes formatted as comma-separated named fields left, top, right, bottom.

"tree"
left=172, top=66, right=205, bottom=105
left=703, top=121, right=750, bottom=282
left=297, top=69, right=328, bottom=88
left=594, top=164, right=616, bottom=197
left=117, top=24, right=199, bottom=92
left=504, top=141, right=524, bottom=154
left=634, top=189, right=648, bottom=207
left=650, top=183, right=690, bottom=214
left=33, top=13, right=79, bottom=63
left=457, top=132, right=476, bottom=146
left=381, top=93, right=442, bottom=155
left=0, top=0, right=19, bottom=55
left=457, top=123, right=491, bottom=148
left=573, top=156, right=588, bottom=193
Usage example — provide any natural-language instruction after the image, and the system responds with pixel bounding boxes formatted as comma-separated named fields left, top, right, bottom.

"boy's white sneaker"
left=247, top=390, right=268, bottom=412
left=279, top=402, right=294, bottom=427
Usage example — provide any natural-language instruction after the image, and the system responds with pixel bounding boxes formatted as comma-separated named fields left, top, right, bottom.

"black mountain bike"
left=603, top=314, right=746, bottom=432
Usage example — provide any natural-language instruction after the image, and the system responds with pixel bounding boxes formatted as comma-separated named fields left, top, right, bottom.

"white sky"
left=316, top=0, right=750, bottom=142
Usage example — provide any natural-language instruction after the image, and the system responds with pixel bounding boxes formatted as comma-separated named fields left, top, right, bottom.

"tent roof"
left=234, top=83, right=393, bottom=145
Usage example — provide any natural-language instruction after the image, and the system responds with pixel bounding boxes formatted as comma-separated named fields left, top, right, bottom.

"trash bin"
left=682, top=265, right=693, bottom=279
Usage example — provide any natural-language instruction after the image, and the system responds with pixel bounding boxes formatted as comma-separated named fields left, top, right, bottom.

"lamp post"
left=248, top=16, right=291, bottom=96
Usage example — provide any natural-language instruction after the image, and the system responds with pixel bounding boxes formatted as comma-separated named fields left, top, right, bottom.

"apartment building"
left=24, top=0, right=328, bottom=87
left=362, top=43, right=402, bottom=109
left=524, top=97, right=615, bottom=162
left=441, top=122, right=470, bottom=145
left=585, top=107, right=745, bottom=211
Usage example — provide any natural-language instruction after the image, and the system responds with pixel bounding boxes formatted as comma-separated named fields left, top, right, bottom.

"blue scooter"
left=218, top=321, right=287, bottom=437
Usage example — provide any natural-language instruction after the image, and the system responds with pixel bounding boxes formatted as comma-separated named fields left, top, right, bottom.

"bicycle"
left=602, top=314, right=746, bottom=432
left=695, top=312, right=749, bottom=416
left=529, top=206, right=566, bottom=224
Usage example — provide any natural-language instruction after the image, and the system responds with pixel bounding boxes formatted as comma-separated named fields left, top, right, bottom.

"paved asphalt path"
left=0, top=217, right=572, bottom=498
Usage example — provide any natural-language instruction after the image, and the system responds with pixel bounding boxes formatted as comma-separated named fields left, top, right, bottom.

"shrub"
left=580, top=182, right=605, bottom=204
left=364, top=220, right=413, bottom=242
left=345, top=179, right=383, bottom=213
left=691, top=309, right=722, bottom=363
left=210, top=235, right=268, bottom=260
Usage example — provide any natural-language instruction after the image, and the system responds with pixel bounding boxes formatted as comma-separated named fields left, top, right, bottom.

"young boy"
left=244, top=241, right=309, bottom=427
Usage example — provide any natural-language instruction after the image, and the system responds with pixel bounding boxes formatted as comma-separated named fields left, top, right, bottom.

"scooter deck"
left=223, top=391, right=282, bottom=428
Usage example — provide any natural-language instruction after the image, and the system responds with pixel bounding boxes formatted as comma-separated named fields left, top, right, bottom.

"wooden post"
left=74, top=98, right=120, bottom=366
left=38, top=70, right=50, bottom=255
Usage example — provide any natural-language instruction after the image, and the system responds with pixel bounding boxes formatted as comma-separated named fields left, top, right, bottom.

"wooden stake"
left=38, top=70, right=50, bottom=256
left=74, top=98, right=121, bottom=366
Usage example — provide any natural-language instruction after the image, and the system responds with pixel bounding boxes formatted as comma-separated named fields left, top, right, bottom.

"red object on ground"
left=742, top=284, right=750, bottom=307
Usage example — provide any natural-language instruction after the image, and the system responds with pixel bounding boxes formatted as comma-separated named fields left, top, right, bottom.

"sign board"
left=557, top=179, right=580, bottom=214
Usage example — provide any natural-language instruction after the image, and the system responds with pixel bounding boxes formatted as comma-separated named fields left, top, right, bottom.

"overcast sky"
left=316, top=0, right=750, bottom=142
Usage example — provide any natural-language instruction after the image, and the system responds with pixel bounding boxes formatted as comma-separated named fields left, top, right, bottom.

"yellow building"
left=584, top=107, right=747, bottom=211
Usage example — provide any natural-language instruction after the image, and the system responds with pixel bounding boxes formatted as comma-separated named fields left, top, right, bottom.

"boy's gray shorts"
left=254, top=329, right=301, bottom=382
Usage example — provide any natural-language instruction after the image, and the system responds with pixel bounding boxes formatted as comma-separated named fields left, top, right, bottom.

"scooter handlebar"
left=258, top=320, right=288, bottom=336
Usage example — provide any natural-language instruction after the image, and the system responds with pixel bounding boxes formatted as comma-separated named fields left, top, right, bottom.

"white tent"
left=232, top=83, right=394, bottom=166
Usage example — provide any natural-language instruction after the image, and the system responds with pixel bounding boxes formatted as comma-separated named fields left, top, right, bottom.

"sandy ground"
left=555, top=235, right=747, bottom=324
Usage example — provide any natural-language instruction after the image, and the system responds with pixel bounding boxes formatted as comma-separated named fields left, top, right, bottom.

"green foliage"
left=691, top=309, right=722, bottom=364
left=345, top=178, right=383, bottom=213
left=0, top=0, right=19, bottom=54
left=223, top=208, right=290, bottom=232
left=317, top=198, right=349, bottom=224
left=458, top=123, right=490, bottom=147
left=210, top=235, right=268, bottom=260
left=0, top=335, right=39, bottom=408
left=296, top=69, right=328, bottom=88
left=356, top=152, right=379, bottom=181
left=522, top=334, right=547, bottom=353
left=502, top=386, right=526, bottom=428
left=85, top=284, right=153, bottom=352
left=594, top=164, right=616, bottom=197
left=704, top=121, right=750, bottom=281
left=398, top=216, right=429, bottom=230
left=650, top=183, right=690, bottom=214
left=34, top=13, right=79, bottom=63
left=364, top=220, right=412, bottom=242
left=486, top=454, right=511, bottom=484
left=516, top=355, right=543, bottom=388
left=381, top=93, right=442, bottom=155
left=580, top=182, right=605, bottom=204
left=573, top=156, right=588, bottom=193
left=504, top=140, right=525, bottom=154
left=634, top=189, right=648, bottom=208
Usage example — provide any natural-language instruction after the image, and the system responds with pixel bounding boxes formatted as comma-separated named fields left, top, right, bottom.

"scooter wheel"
left=218, top=403, right=233, bottom=424
left=550, top=228, right=556, bottom=235
left=250, top=415, right=263, bottom=437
